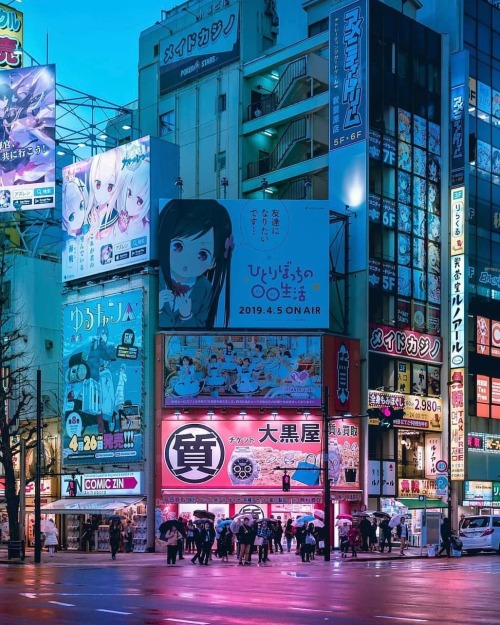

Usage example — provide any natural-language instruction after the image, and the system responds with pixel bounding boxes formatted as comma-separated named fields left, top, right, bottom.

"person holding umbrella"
left=199, top=521, right=216, bottom=565
left=396, top=516, right=410, bottom=555
left=237, top=517, right=255, bottom=565
left=338, top=521, right=350, bottom=557
left=379, top=517, right=392, bottom=553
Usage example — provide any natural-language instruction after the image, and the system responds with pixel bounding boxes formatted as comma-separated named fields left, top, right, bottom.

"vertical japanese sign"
left=450, top=188, right=466, bottom=369
left=450, top=51, right=468, bottom=186
left=0, top=65, right=55, bottom=211
left=159, top=4, right=240, bottom=94
left=425, top=434, right=442, bottom=479
left=449, top=369, right=465, bottom=480
left=0, top=2, right=23, bottom=69
left=62, top=289, right=144, bottom=466
left=329, top=0, right=368, bottom=273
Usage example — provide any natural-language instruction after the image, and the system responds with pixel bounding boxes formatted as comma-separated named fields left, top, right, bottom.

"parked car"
left=459, top=515, right=500, bottom=554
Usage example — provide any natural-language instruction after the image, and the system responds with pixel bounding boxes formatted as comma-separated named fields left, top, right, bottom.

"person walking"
left=237, top=517, right=255, bottom=565
left=177, top=517, right=186, bottom=560
left=347, top=523, right=361, bottom=558
left=80, top=520, right=93, bottom=552
left=273, top=519, right=284, bottom=553
left=284, top=519, right=294, bottom=553
left=438, top=517, right=452, bottom=557
left=302, top=524, right=316, bottom=562
left=396, top=517, right=409, bottom=555
left=217, top=524, right=232, bottom=562
left=379, top=518, right=392, bottom=553
left=257, top=521, right=272, bottom=564
left=44, top=519, right=58, bottom=557
left=186, top=521, right=196, bottom=554
left=369, top=519, right=378, bottom=552
left=358, top=516, right=371, bottom=552
left=338, top=521, right=350, bottom=558
left=124, top=520, right=134, bottom=553
left=165, top=526, right=182, bottom=566
left=190, top=523, right=203, bottom=564
left=109, top=518, right=123, bottom=560
left=199, top=522, right=215, bottom=565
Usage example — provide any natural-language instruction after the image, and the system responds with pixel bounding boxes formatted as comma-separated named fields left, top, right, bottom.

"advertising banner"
left=396, top=395, right=443, bottom=432
left=158, top=199, right=329, bottom=329
left=0, top=65, right=55, bottom=211
left=61, top=471, right=143, bottom=497
left=0, top=2, right=23, bottom=68
left=368, top=323, right=443, bottom=364
left=62, top=137, right=179, bottom=282
left=450, top=369, right=465, bottom=480
left=464, top=480, right=492, bottom=502
left=161, top=415, right=360, bottom=491
left=162, top=333, right=322, bottom=407
left=62, top=289, right=143, bottom=466
left=159, top=4, right=240, bottom=95
left=425, top=434, right=442, bottom=478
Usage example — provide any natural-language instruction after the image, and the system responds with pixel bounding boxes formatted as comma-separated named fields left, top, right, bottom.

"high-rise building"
left=138, top=0, right=500, bottom=545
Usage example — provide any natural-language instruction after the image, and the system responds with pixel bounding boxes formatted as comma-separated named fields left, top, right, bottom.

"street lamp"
left=261, top=177, right=268, bottom=199
left=322, top=386, right=331, bottom=561
left=221, top=177, right=229, bottom=199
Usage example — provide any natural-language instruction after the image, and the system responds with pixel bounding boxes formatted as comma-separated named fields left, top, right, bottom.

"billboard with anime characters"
left=157, top=199, right=329, bottom=330
left=62, top=289, right=143, bottom=466
left=0, top=65, right=55, bottom=212
left=162, top=333, right=322, bottom=408
left=62, top=136, right=179, bottom=282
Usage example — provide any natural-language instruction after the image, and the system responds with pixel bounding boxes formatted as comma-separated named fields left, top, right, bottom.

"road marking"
left=96, top=609, right=132, bottom=615
left=48, top=601, right=75, bottom=607
left=19, top=593, right=37, bottom=599
left=375, top=617, right=428, bottom=623
left=291, top=607, right=330, bottom=613
left=163, top=618, right=210, bottom=625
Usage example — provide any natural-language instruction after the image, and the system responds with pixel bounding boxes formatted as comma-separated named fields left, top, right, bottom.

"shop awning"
left=161, top=489, right=323, bottom=505
left=40, top=497, right=145, bottom=515
left=397, top=498, right=447, bottom=509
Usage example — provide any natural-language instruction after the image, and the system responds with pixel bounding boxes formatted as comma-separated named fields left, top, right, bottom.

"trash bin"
left=7, top=540, right=25, bottom=560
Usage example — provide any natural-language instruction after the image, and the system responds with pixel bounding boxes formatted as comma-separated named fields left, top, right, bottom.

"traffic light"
left=282, top=473, right=291, bottom=492
left=68, top=475, right=77, bottom=497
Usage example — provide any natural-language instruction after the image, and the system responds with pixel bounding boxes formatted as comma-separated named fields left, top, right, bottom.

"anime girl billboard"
left=62, top=289, right=144, bottom=466
left=157, top=199, right=329, bottom=330
left=0, top=65, right=55, bottom=212
left=61, top=136, right=179, bottom=282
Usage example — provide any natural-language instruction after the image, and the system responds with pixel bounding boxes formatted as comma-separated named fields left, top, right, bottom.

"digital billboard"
left=0, top=2, right=23, bottom=68
left=0, top=65, right=55, bottom=211
left=159, top=4, right=240, bottom=95
left=161, top=414, right=360, bottom=491
left=62, top=137, right=179, bottom=282
left=157, top=199, right=329, bottom=329
left=162, top=333, right=322, bottom=407
left=62, top=289, right=144, bottom=466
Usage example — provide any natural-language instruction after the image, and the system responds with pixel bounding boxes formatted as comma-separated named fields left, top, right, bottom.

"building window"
left=308, top=17, right=328, bottom=37
left=160, top=110, right=175, bottom=136
left=218, top=93, right=227, bottom=112
left=153, top=44, right=159, bottom=57
left=215, top=151, right=226, bottom=171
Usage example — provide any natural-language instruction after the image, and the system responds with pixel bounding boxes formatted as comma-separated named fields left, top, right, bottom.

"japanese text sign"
left=0, top=2, right=23, bottom=69
left=369, top=323, right=443, bottom=364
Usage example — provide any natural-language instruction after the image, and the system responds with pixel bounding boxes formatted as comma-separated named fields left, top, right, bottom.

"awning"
left=40, top=497, right=145, bottom=515
left=161, top=490, right=323, bottom=505
left=397, top=498, right=447, bottom=510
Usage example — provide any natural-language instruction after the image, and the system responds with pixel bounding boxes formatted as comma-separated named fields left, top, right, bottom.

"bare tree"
left=0, top=248, right=54, bottom=542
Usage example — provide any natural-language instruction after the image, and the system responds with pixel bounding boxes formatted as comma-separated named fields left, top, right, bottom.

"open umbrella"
left=216, top=519, right=233, bottom=528
left=232, top=513, right=257, bottom=524
left=159, top=519, right=184, bottom=534
left=373, top=512, right=390, bottom=519
left=335, top=518, right=353, bottom=526
left=313, top=509, right=325, bottom=520
left=295, top=515, right=315, bottom=524
left=193, top=518, right=213, bottom=525
left=352, top=511, right=371, bottom=518
left=336, top=513, right=353, bottom=521
left=389, top=514, right=406, bottom=528
left=108, top=514, right=123, bottom=522
left=193, top=510, right=215, bottom=521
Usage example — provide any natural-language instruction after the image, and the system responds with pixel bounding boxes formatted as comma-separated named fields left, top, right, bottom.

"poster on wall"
left=161, top=415, right=360, bottom=490
left=162, top=334, right=322, bottom=407
left=62, top=137, right=179, bottom=282
left=159, top=4, right=240, bottom=95
left=158, top=199, right=329, bottom=330
left=0, top=2, right=23, bottom=68
left=62, top=289, right=143, bottom=466
left=0, top=65, right=55, bottom=212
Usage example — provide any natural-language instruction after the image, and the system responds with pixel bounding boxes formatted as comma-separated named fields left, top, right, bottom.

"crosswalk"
left=367, top=557, right=500, bottom=575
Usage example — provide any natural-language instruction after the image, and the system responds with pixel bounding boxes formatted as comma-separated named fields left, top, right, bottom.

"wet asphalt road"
left=1, top=550, right=500, bottom=625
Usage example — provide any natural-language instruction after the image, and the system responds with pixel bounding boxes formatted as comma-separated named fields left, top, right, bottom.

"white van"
left=459, top=515, right=500, bottom=554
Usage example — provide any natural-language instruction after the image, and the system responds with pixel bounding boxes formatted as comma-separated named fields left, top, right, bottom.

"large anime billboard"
left=162, top=334, right=322, bottom=407
left=62, top=289, right=144, bottom=466
left=0, top=65, right=55, bottom=212
left=157, top=199, right=329, bottom=329
left=62, top=137, right=179, bottom=282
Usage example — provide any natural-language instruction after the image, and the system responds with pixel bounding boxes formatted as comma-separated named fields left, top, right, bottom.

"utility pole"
left=323, top=386, right=331, bottom=562
left=34, top=368, right=42, bottom=564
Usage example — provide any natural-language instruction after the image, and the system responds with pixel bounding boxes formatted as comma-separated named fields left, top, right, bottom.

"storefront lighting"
left=207, top=410, right=214, bottom=419
left=271, top=411, right=279, bottom=419
left=239, top=410, right=247, bottom=417
left=303, top=411, right=310, bottom=419
left=122, top=124, right=132, bottom=130
left=174, top=410, right=181, bottom=418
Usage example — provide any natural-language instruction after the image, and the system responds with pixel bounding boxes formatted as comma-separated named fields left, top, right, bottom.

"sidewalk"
left=1, top=546, right=428, bottom=566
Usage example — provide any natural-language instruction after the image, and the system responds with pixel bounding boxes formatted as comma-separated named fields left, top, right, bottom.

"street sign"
left=435, top=459, right=448, bottom=473
left=418, top=495, right=426, bottom=501
left=435, top=475, right=448, bottom=490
